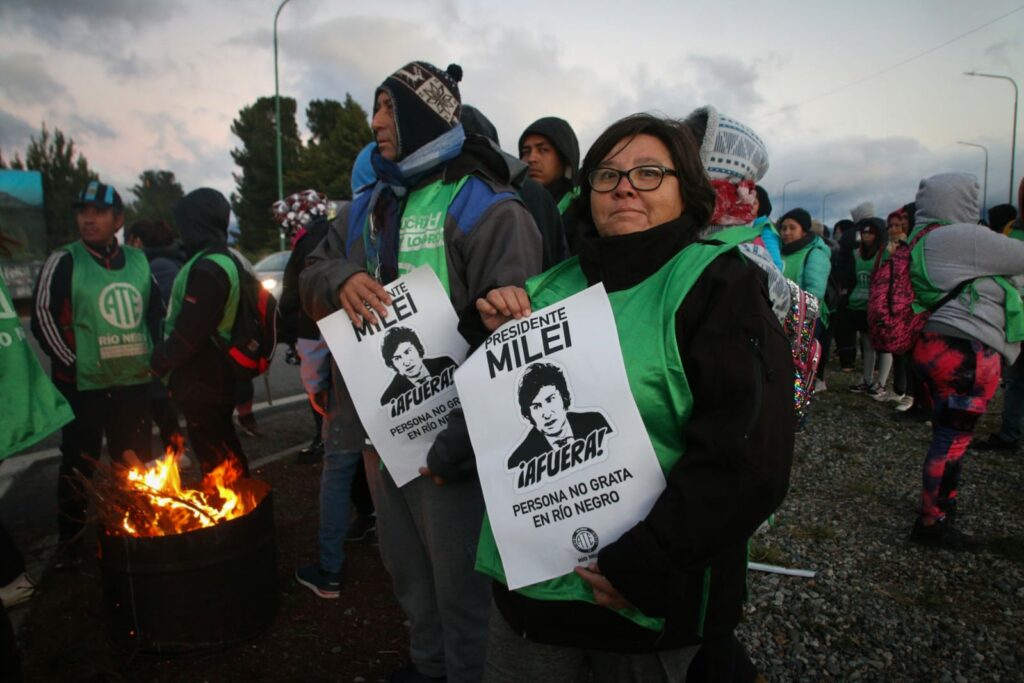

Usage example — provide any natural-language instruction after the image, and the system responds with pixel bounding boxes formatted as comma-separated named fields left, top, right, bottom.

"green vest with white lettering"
left=0, top=275, right=74, bottom=458
left=369, top=178, right=470, bottom=296
left=165, top=251, right=239, bottom=344
left=475, top=229, right=752, bottom=633
left=68, top=241, right=153, bottom=390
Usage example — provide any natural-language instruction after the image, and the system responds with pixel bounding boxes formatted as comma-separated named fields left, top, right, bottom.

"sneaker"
left=813, top=379, right=827, bottom=394
left=848, top=381, right=871, bottom=394
left=295, top=564, right=340, bottom=599
left=841, top=367, right=855, bottom=373
left=0, top=573, right=35, bottom=608
left=894, top=395, right=915, bottom=412
left=346, top=514, right=377, bottom=543
left=235, top=412, right=262, bottom=437
left=892, top=404, right=929, bottom=423
left=908, top=517, right=979, bottom=551
left=295, top=437, right=324, bottom=464
left=973, top=433, right=1019, bottom=452
left=868, top=383, right=889, bottom=401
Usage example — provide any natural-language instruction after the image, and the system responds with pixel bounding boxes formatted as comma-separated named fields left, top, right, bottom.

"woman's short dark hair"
left=126, top=219, right=175, bottom=248
left=577, top=113, right=715, bottom=235
left=381, top=327, right=424, bottom=369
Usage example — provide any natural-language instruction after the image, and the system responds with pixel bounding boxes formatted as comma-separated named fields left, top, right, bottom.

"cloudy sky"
left=1, top=0, right=1022, bottom=225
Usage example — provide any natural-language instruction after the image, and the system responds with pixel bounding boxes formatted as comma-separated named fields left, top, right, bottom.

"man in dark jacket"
left=150, top=188, right=249, bottom=476
left=301, top=60, right=541, bottom=683
left=519, top=117, right=582, bottom=254
left=461, top=105, right=567, bottom=270
left=31, top=180, right=164, bottom=547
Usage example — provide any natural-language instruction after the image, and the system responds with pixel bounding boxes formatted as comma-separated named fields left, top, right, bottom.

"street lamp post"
left=821, top=192, right=838, bottom=227
left=780, top=178, right=801, bottom=216
left=965, top=71, right=1018, bottom=204
left=274, top=0, right=293, bottom=251
left=957, top=141, right=989, bottom=220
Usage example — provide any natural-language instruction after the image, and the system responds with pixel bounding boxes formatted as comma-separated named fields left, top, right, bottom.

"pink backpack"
left=867, top=223, right=963, bottom=354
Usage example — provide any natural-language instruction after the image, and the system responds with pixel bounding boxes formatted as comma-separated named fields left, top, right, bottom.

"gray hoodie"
left=915, top=173, right=1024, bottom=361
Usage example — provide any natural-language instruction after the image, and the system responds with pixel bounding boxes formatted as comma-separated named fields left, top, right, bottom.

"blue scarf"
left=362, top=126, right=466, bottom=283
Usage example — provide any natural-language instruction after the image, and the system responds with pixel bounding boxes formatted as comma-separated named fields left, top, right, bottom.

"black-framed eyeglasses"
left=587, top=165, right=678, bottom=193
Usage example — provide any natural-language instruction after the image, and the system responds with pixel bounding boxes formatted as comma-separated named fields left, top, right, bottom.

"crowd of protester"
left=3, top=57, right=1024, bottom=682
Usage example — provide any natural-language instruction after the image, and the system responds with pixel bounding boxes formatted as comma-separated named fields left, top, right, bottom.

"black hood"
left=174, top=188, right=231, bottom=256
left=461, top=105, right=500, bottom=147
left=518, top=116, right=580, bottom=181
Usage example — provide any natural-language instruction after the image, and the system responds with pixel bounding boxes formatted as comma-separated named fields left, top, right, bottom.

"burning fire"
left=114, top=435, right=264, bottom=537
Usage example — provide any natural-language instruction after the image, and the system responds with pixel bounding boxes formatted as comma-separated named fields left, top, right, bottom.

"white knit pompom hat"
left=684, top=105, right=769, bottom=183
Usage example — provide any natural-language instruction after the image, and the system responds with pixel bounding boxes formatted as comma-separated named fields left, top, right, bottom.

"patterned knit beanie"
left=377, top=61, right=463, bottom=160
left=684, top=105, right=769, bottom=226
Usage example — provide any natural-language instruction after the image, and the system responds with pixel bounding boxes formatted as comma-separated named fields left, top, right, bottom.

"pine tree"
left=11, top=125, right=97, bottom=250
left=290, top=95, right=373, bottom=199
left=230, top=96, right=301, bottom=254
left=127, top=170, right=184, bottom=228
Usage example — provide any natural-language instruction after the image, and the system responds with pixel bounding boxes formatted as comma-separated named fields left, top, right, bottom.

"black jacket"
left=150, top=189, right=237, bottom=403
left=279, top=218, right=330, bottom=342
left=493, top=216, right=795, bottom=652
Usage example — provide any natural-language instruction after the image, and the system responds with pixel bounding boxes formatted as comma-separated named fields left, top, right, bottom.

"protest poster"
left=317, top=266, right=469, bottom=486
left=456, top=284, right=665, bottom=589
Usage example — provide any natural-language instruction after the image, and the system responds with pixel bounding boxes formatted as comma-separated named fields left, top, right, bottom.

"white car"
left=253, top=250, right=290, bottom=301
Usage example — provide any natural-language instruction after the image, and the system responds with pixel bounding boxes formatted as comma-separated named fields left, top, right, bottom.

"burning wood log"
left=80, top=437, right=268, bottom=538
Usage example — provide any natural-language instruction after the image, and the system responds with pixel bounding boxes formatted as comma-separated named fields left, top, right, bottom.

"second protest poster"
left=318, top=266, right=469, bottom=486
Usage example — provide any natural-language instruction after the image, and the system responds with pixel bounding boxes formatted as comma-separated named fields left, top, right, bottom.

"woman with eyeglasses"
left=475, top=113, right=794, bottom=682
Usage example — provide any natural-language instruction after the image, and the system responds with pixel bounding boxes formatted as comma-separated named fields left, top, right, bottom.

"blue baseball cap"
left=74, top=180, right=124, bottom=211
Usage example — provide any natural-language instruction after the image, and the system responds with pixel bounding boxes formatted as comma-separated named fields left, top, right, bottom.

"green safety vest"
left=67, top=241, right=153, bottom=390
left=475, top=229, right=753, bottom=634
left=0, top=275, right=74, bottom=458
left=782, top=239, right=830, bottom=325
left=165, top=250, right=240, bottom=344
left=556, top=186, right=580, bottom=215
left=366, top=178, right=470, bottom=296
left=846, top=252, right=879, bottom=311
left=908, top=226, right=1024, bottom=343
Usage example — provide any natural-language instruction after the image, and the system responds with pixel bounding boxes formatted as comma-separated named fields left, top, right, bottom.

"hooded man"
left=519, top=117, right=582, bottom=252
left=301, top=61, right=541, bottom=683
left=150, top=188, right=250, bottom=477
left=31, top=180, right=164, bottom=551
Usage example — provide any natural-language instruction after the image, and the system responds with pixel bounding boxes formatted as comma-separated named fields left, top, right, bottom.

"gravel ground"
left=736, top=364, right=1024, bottom=682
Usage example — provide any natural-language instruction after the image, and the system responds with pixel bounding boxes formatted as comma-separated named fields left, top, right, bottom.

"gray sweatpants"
left=364, top=451, right=491, bottom=682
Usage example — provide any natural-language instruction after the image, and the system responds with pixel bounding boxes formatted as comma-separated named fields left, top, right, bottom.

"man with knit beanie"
left=301, top=61, right=541, bottom=683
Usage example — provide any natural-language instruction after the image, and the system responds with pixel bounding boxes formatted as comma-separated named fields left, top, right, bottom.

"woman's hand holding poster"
left=456, top=284, right=665, bottom=590
left=317, top=267, right=469, bottom=486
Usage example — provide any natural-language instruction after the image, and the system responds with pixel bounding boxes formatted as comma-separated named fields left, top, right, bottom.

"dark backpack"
left=867, top=224, right=967, bottom=354
left=217, top=254, right=279, bottom=379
